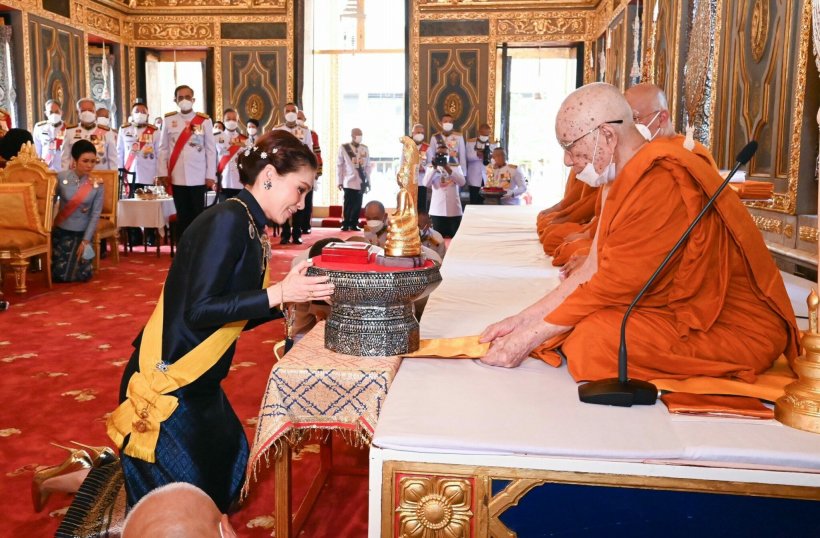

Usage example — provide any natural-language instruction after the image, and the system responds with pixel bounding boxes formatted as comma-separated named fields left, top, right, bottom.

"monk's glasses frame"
left=559, top=120, right=624, bottom=152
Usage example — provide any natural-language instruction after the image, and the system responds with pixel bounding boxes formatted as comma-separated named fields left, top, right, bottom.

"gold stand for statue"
left=384, top=136, right=422, bottom=258
left=775, top=289, right=820, bottom=434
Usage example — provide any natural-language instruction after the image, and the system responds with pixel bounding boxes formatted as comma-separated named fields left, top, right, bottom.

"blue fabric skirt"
left=52, top=227, right=93, bottom=282
left=119, top=352, right=249, bottom=512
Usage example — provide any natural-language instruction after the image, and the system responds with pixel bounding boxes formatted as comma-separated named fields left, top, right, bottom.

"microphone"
left=578, top=140, right=759, bottom=407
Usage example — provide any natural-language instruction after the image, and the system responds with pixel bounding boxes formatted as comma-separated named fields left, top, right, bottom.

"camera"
left=432, top=152, right=449, bottom=167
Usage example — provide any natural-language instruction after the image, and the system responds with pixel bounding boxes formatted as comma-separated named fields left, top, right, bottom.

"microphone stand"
left=578, top=141, right=759, bottom=407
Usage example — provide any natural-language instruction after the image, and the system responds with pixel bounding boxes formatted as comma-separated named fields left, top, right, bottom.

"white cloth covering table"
left=368, top=204, right=820, bottom=536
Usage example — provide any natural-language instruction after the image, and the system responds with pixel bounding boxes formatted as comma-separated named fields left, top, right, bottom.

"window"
left=145, top=50, right=207, bottom=122
left=303, top=0, right=405, bottom=207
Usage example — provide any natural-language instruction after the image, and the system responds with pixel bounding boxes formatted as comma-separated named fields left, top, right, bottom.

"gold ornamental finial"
left=775, top=289, right=820, bottom=434
left=384, top=136, right=422, bottom=258
left=808, top=289, right=819, bottom=334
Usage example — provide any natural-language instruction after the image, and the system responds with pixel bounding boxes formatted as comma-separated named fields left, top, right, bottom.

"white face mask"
left=635, top=111, right=662, bottom=141
left=353, top=135, right=362, bottom=144
left=48, top=113, right=62, bottom=124
left=442, top=122, right=453, bottom=132
left=133, top=112, right=148, bottom=125
left=412, top=133, right=425, bottom=143
left=96, top=116, right=110, bottom=127
left=297, top=119, right=306, bottom=127
left=177, top=99, right=193, bottom=113
left=224, top=120, right=238, bottom=131
left=79, top=110, right=97, bottom=124
left=478, top=135, right=489, bottom=142
left=576, top=130, right=616, bottom=187
left=366, top=220, right=384, bottom=232
left=285, top=111, right=298, bottom=123
left=248, top=127, right=258, bottom=136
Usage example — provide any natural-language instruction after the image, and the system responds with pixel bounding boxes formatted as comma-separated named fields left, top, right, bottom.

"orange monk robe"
left=532, top=137, right=799, bottom=383
left=536, top=171, right=598, bottom=254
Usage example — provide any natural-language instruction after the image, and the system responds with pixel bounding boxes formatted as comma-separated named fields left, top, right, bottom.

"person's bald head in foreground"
left=121, top=483, right=237, bottom=538
left=556, top=82, right=645, bottom=186
left=624, top=83, right=676, bottom=140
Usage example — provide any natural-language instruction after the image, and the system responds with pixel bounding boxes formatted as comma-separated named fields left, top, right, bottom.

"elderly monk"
left=556, top=83, right=708, bottom=278
left=479, top=83, right=799, bottom=384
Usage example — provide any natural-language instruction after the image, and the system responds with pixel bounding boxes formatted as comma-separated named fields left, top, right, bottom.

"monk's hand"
left=480, top=321, right=547, bottom=368
left=479, top=315, right=521, bottom=344
left=559, top=254, right=587, bottom=281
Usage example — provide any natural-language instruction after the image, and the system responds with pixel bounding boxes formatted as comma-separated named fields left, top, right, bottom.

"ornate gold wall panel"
left=642, top=0, right=686, bottom=128
left=29, top=16, right=86, bottom=126
left=419, top=43, right=488, bottom=139
left=712, top=0, right=811, bottom=215
left=222, top=47, right=287, bottom=131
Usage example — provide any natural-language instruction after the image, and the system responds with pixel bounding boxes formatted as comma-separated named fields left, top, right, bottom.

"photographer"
left=423, top=143, right=466, bottom=238
left=466, top=123, right=495, bottom=205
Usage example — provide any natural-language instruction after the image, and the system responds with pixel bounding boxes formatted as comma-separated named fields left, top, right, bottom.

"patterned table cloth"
left=245, top=321, right=402, bottom=484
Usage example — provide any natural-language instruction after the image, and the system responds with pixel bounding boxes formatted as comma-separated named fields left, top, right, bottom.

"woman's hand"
left=76, top=240, right=89, bottom=260
left=268, top=260, right=335, bottom=306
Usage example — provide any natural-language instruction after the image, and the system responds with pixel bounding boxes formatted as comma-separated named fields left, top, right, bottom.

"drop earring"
left=264, top=172, right=273, bottom=190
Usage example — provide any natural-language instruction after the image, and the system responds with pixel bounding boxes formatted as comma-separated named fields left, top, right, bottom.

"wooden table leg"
left=275, top=443, right=292, bottom=538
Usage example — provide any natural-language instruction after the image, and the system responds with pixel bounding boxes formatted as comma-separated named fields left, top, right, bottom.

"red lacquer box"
left=321, top=242, right=378, bottom=264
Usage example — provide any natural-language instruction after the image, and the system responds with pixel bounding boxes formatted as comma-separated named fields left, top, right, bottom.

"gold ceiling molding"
left=133, top=21, right=214, bottom=40
left=800, top=226, right=819, bottom=244
left=496, top=13, right=588, bottom=40
left=418, top=0, right=601, bottom=11
left=86, top=7, right=122, bottom=37
left=128, top=0, right=285, bottom=10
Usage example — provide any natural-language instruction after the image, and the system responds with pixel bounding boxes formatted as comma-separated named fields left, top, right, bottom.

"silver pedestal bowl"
left=306, top=262, right=442, bottom=356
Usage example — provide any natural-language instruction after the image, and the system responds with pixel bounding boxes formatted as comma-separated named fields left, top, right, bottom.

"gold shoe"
left=68, top=441, right=118, bottom=467
left=31, top=445, right=92, bottom=513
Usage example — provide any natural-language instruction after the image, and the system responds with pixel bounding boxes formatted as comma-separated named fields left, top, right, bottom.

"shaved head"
left=122, top=483, right=236, bottom=538
left=624, top=83, right=675, bottom=138
left=556, top=83, right=648, bottom=179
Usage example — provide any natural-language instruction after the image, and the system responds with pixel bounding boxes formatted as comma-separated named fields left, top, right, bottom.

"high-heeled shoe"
left=32, top=446, right=92, bottom=512
left=68, top=441, right=118, bottom=468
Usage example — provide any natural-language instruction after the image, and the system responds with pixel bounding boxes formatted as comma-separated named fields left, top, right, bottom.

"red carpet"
left=0, top=228, right=368, bottom=537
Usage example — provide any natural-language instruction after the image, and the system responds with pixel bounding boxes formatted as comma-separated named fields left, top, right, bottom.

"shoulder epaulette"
left=164, top=111, right=177, bottom=117
left=35, top=120, right=47, bottom=127
left=508, top=164, right=517, bottom=169
left=120, top=122, right=132, bottom=129
left=196, top=112, right=210, bottom=119
left=97, top=124, right=110, bottom=131
left=65, top=124, right=77, bottom=130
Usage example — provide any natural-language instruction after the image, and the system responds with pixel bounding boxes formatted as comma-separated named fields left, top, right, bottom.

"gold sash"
left=107, top=269, right=268, bottom=463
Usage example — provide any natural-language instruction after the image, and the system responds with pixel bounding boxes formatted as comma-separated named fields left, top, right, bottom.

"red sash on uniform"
left=54, top=181, right=95, bottom=227
left=217, top=134, right=248, bottom=174
left=167, top=115, right=206, bottom=177
left=124, top=125, right=157, bottom=172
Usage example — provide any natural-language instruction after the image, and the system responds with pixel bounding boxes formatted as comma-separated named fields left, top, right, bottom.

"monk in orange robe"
left=479, top=83, right=799, bottom=384
left=554, top=83, right=715, bottom=278
left=536, top=170, right=598, bottom=255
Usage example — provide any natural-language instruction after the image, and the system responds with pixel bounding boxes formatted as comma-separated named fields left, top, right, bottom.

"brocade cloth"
left=244, top=322, right=401, bottom=491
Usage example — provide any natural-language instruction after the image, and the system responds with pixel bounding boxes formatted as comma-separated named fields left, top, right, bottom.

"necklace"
left=227, top=198, right=271, bottom=272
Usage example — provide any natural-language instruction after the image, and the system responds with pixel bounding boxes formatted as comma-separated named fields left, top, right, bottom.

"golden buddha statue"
left=384, top=136, right=422, bottom=258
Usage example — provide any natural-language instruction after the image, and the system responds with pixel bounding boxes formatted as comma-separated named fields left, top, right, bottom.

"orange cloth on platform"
left=537, top=171, right=598, bottom=254
left=532, top=137, right=800, bottom=384
left=552, top=238, right=592, bottom=267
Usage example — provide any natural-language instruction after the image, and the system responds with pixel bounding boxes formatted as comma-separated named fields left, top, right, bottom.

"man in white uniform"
left=337, top=128, right=370, bottom=232
left=465, top=122, right=494, bottom=205
left=62, top=97, right=118, bottom=171
left=215, top=108, right=248, bottom=200
left=156, top=84, right=216, bottom=240
left=273, top=102, right=313, bottom=244
left=488, top=147, right=527, bottom=205
left=32, top=99, right=66, bottom=172
left=118, top=99, right=158, bottom=195
left=426, top=113, right=467, bottom=173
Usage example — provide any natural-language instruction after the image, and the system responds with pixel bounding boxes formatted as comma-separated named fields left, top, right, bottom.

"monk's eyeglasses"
left=559, top=120, right=624, bottom=152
